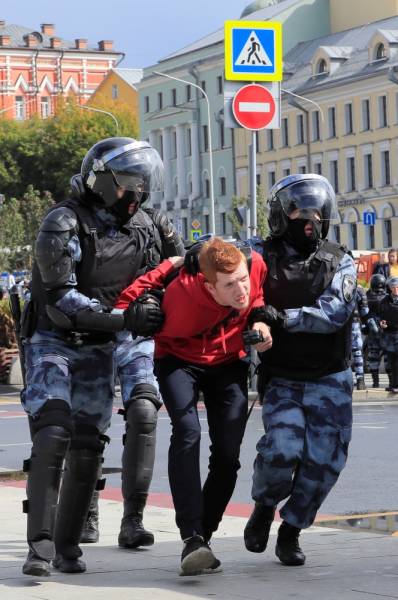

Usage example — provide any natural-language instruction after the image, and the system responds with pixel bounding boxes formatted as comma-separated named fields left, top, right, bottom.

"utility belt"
left=22, top=300, right=114, bottom=347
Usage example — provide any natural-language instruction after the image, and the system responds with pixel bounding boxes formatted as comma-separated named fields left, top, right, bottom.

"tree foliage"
left=228, top=185, right=269, bottom=240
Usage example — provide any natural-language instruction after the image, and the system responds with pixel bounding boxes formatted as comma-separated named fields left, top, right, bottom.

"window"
left=350, top=223, right=358, bottom=250
left=362, top=99, right=371, bottom=130
left=144, top=96, right=149, bottom=113
left=379, top=95, right=388, bottom=127
left=217, top=75, right=223, bottom=94
left=328, top=107, right=336, bottom=138
left=205, top=214, right=210, bottom=233
left=256, top=173, right=261, bottom=186
left=172, top=131, right=177, bottom=158
left=220, top=176, right=226, bottom=195
left=267, top=129, right=274, bottom=150
left=382, top=150, right=391, bottom=185
left=364, top=153, right=373, bottom=188
left=221, top=212, right=226, bottom=235
left=283, top=168, right=290, bottom=177
left=314, top=162, right=322, bottom=175
left=334, top=225, right=341, bottom=244
left=186, top=85, right=192, bottom=102
left=330, top=159, right=339, bottom=193
left=375, top=43, right=386, bottom=60
left=368, top=224, right=375, bottom=249
left=345, top=103, right=353, bottom=134
left=15, top=96, right=25, bottom=120
left=203, top=125, right=209, bottom=152
left=255, top=131, right=260, bottom=152
left=299, top=165, right=306, bottom=174
left=158, top=134, right=163, bottom=160
left=296, top=114, right=305, bottom=145
left=384, top=219, right=392, bottom=247
left=201, top=80, right=206, bottom=93
left=40, top=96, right=50, bottom=118
left=182, top=217, right=188, bottom=241
left=317, top=59, right=328, bottom=74
left=268, top=170, right=276, bottom=188
left=219, top=122, right=225, bottom=149
left=158, top=92, right=163, bottom=110
left=112, top=84, right=118, bottom=99
left=171, top=88, right=177, bottom=106
left=347, top=157, right=356, bottom=192
left=312, top=110, right=320, bottom=141
left=205, top=178, right=210, bottom=198
left=187, top=128, right=192, bottom=156
left=281, top=118, right=289, bottom=147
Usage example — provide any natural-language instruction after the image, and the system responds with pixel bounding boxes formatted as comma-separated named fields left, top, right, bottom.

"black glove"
left=183, top=241, right=204, bottom=275
left=124, top=290, right=165, bottom=338
left=260, top=305, right=286, bottom=329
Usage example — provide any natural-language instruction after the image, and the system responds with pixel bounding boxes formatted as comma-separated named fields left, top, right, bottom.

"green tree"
left=228, top=185, right=269, bottom=239
left=0, top=197, right=25, bottom=272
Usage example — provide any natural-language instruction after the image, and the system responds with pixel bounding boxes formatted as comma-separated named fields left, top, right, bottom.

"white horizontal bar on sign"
left=239, top=102, right=271, bottom=112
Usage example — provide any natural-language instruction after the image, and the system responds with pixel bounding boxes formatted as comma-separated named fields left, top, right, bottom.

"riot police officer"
left=21, top=137, right=167, bottom=576
left=380, top=275, right=398, bottom=395
left=244, top=174, right=356, bottom=566
left=366, top=274, right=387, bottom=388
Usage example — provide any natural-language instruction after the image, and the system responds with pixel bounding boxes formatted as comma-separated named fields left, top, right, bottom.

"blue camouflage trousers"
left=351, top=321, right=364, bottom=379
left=252, top=368, right=353, bottom=529
left=114, top=331, right=160, bottom=405
left=367, top=330, right=383, bottom=372
left=21, top=332, right=115, bottom=433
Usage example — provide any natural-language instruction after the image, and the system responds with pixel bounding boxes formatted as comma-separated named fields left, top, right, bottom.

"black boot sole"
left=275, top=544, right=306, bottom=566
left=22, top=561, right=51, bottom=577
left=118, top=531, right=154, bottom=548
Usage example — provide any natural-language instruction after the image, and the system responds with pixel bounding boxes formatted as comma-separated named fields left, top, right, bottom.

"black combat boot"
left=275, top=521, right=306, bottom=566
left=356, top=377, right=366, bottom=390
left=371, top=371, right=379, bottom=388
left=118, top=493, right=154, bottom=548
left=80, top=490, right=99, bottom=543
left=22, top=425, right=70, bottom=577
left=244, top=503, right=276, bottom=553
left=53, top=447, right=103, bottom=573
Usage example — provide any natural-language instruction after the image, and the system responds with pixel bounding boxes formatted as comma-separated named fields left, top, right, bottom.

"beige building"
left=235, top=2, right=398, bottom=251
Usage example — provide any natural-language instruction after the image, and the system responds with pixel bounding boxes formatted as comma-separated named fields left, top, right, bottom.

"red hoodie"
left=115, top=250, right=266, bottom=366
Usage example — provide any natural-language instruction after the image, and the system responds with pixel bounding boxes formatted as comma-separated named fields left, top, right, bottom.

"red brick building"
left=0, top=20, right=124, bottom=119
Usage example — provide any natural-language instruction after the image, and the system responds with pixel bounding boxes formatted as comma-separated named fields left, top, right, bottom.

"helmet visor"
left=276, top=179, right=338, bottom=222
left=108, top=147, right=164, bottom=194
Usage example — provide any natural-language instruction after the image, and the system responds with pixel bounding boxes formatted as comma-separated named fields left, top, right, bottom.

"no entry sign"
left=232, top=83, right=276, bottom=130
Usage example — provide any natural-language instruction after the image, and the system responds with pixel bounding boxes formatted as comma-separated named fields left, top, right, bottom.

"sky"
left=2, top=0, right=251, bottom=68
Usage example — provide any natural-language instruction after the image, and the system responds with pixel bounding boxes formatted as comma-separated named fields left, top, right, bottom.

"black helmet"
left=387, top=275, right=398, bottom=291
left=268, top=173, right=336, bottom=239
left=81, top=137, right=164, bottom=208
left=370, top=273, right=386, bottom=292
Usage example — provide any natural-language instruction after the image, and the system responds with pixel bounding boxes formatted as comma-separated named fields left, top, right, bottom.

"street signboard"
left=224, top=81, right=281, bottom=129
left=191, top=219, right=201, bottom=230
left=363, top=211, right=376, bottom=226
left=225, top=20, right=283, bottom=82
left=191, top=229, right=202, bottom=241
left=232, top=83, right=279, bottom=130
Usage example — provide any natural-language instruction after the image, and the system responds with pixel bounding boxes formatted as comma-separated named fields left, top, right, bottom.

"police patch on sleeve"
left=342, top=275, right=356, bottom=303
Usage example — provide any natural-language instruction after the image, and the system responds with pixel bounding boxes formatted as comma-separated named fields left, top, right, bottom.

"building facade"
left=0, top=20, right=123, bottom=120
left=88, top=68, right=142, bottom=120
left=235, top=15, right=398, bottom=250
left=138, top=0, right=331, bottom=239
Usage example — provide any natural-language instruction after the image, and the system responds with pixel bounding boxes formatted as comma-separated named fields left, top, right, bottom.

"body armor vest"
left=366, top=289, right=386, bottom=319
left=380, top=295, right=398, bottom=330
left=261, top=238, right=352, bottom=381
left=32, top=198, right=147, bottom=336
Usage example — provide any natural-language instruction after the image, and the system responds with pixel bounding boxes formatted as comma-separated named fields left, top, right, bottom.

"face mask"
left=285, top=218, right=322, bottom=254
left=110, top=190, right=138, bottom=224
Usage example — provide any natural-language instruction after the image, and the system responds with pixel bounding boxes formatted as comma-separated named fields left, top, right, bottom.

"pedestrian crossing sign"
left=224, top=21, right=283, bottom=82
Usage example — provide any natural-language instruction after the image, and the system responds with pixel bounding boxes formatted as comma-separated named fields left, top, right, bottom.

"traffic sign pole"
left=250, top=132, right=257, bottom=236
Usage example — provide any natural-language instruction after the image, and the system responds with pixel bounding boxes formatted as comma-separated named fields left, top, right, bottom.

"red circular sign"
left=232, top=84, right=276, bottom=130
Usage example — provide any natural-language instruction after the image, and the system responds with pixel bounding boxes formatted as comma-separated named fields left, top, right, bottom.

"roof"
left=161, top=0, right=300, bottom=61
left=113, top=68, right=143, bottom=88
left=282, top=14, right=398, bottom=94
left=0, top=22, right=120, bottom=53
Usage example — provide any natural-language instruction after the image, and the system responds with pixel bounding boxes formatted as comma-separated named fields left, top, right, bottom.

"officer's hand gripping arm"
left=123, top=290, right=165, bottom=338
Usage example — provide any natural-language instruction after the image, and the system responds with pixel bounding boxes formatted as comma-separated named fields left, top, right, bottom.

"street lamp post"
left=79, top=104, right=119, bottom=133
left=153, top=70, right=216, bottom=235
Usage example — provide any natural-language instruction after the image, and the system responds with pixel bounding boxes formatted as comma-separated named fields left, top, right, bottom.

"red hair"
left=198, top=237, right=247, bottom=284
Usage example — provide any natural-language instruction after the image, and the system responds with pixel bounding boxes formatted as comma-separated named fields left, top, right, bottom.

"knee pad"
left=70, top=423, right=109, bottom=453
left=124, top=384, right=160, bottom=435
left=30, top=400, right=73, bottom=436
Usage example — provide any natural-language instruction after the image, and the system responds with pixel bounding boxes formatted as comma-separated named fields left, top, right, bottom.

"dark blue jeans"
left=154, top=356, right=249, bottom=540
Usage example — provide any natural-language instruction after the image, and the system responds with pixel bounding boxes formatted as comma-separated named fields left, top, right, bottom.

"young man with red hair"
left=116, top=237, right=272, bottom=575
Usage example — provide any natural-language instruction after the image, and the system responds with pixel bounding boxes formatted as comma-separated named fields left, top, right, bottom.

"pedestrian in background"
left=380, top=275, right=398, bottom=395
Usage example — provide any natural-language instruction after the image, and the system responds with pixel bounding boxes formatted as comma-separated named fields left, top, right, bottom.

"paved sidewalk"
left=1, top=482, right=398, bottom=600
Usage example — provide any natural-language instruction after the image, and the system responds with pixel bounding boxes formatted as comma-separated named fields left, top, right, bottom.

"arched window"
left=375, top=43, right=386, bottom=60
left=317, top=59, right=328, bottom=74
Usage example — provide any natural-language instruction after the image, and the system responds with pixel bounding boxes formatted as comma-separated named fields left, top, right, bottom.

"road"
left=0, top=389, right=397, bottom=517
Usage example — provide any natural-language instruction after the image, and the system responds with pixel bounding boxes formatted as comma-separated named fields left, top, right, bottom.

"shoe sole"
left=118, top=533, right=154, bottom=548
left=181, top=547, right=215, bottom=575
left=22, top=564, right=50, bottom=577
